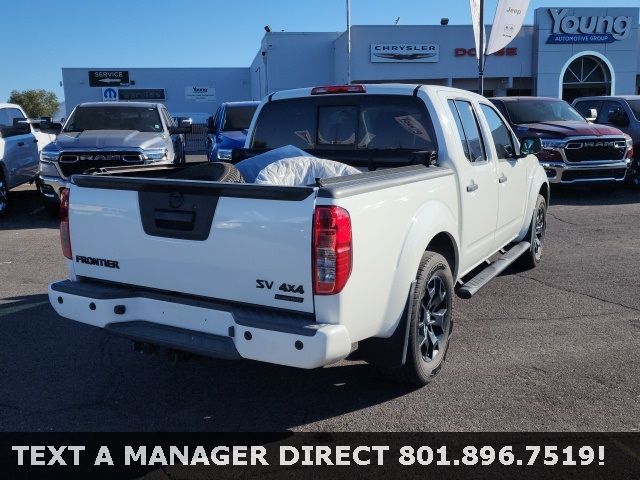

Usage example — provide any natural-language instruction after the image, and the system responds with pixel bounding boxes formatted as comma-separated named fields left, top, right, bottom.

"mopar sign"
left=547, top=8, right=632, bottom=44
left=102, top=87, right=118, bottom=101
left=371, top=44, right=439, bottom=63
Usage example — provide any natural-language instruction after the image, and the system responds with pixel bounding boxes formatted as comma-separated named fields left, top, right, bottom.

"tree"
left=7, top=89, right=59, bottom=118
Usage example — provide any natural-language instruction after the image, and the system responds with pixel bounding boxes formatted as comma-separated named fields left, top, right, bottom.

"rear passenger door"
left=446, top=98, right=500, bottom=272
left=478, top=103, right=528, bottom=248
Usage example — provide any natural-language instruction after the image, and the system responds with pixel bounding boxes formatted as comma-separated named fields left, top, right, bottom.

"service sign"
left=547, top=8, right=633, bottom=44
left=89, top=70, right=130, bottom=87
left=371, top=44, right=439, bottom=63
left=185, top=86, right=216, bottom=102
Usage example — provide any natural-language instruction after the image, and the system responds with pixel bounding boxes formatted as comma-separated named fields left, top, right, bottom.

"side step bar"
left=457, top=241, right=531, bottom=299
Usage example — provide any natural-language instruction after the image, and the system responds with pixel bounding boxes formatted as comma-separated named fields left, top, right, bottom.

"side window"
left=480, top=104, right=516, bottom=160
left=574, top=100, right=602, bottom=120
left=211, top=106, right=221, bottom=132
left=597, top=101, right=629, bottom=125
left=0, top=109, right=11, bottom=127
left=7, top=108, right=26, bottom=125
left=447, top=99, right=486, bottom=163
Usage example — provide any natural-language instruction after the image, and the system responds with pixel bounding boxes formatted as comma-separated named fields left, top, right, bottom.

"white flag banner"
left=486, top=0, right=530, bottom=55
left=469, top=0, right=486, bottom=61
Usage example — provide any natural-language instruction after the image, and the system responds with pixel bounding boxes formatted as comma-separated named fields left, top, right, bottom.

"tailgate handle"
left=154, top=209, right=196, bottom=231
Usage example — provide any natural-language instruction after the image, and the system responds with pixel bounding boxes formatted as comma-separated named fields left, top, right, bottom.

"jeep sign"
left=547, top=8, right=632, bottom=44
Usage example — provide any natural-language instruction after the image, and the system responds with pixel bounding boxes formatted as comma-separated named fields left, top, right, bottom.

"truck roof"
left=571, top=95, right=640, bottom=102
left=490, top=96, right=563, bottom=103
left=269, top=83, right=487, bottom=103
left=223, top=101, right=260, bottom=107
left=77, top=101, right=161, bottom=108
left=0, top=102, right=22, bottom=109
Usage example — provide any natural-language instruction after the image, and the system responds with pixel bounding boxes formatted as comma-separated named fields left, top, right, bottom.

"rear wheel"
left=0, top=171, right=9, bottom=217
left=517, top=194, right=546, bottom=269
left=379, top=251, right=453, bottom=386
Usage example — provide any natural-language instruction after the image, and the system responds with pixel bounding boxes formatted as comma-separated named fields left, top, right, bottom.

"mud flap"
left=350, top=281, right=416, bottom=368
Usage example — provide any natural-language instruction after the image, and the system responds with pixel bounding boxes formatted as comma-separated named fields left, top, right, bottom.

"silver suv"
left=573, top=96, right=640, bottom=186
left=39, top=102, right=192, bottom=208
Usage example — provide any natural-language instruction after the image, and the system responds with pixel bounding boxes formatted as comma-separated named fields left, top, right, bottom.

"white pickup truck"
left=49, top=84, right=549, bottom=385
left=0, top=103, right=58, bottom=216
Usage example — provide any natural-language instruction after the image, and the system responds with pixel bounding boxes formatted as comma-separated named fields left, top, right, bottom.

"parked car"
left=490, top=96, right=633, bottom=185
left=49, top=84, right=548, bottom=386
left=38, top=102, right=192, bottom=212
left=206, top=101, right=259, bottom=161
left=0, top=103, right=58, bottom=216
left=572, top=96, right=640, bottom=187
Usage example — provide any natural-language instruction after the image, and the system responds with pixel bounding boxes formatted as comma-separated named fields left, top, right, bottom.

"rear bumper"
left=48, top=280, right=352, bottom=369
left=540, top=160, right=629, bottom=184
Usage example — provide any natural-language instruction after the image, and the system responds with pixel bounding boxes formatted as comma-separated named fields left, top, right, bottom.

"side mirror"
left=180, top=118, right=193, bottom=128
left=519, top=137, right=542, bottom=156
left=587, top=108, right=598, bottom=121
left=37, top=119, right=63, bottom=135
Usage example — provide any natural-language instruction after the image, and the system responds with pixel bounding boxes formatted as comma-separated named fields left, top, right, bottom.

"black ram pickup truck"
left=490, top=96, right=633, bottom=185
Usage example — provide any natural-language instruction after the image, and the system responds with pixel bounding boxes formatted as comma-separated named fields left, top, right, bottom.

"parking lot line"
left=0, top=300, right=49, bottom=317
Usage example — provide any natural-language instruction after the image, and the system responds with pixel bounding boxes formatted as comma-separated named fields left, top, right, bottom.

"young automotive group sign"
left=547, top=8, right=633, bottom=44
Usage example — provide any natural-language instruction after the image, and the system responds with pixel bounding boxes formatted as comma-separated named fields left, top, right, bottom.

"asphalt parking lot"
left=1, top=178, right=639, bottom=432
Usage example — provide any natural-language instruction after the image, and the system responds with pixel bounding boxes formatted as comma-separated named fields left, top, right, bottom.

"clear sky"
left=3, top=0, right=639, bottom=102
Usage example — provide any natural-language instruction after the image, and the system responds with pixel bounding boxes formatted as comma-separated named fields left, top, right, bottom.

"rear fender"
left=379, top=199, right=459, bottom=337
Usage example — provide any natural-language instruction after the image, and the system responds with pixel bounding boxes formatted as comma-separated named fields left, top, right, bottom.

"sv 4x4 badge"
left=256, top=279, right=304, bottom=295
left=256, top=279, right=305, bottom=303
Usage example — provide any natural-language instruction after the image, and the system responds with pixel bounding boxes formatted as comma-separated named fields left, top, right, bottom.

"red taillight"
left=313, top=206, right=352, bottom=295
left=59, top=188, right=72, bottom=260
left=310, top=85, right=365, bottom=95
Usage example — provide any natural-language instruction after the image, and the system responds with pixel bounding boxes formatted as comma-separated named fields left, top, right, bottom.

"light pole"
left=478, top=0, right=485, bottom=95
left=346, top=0, right=352, bottom=85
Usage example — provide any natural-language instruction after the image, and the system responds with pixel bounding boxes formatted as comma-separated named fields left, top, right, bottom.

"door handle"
left=499, top=174, right=508, bottom=184
left=17, top=141, right=25, bottom=147
left=466, top=182, right=478, bottom=192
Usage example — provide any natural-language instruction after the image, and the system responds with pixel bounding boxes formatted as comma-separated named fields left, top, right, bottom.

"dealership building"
left=61, top=7, right=640, bottom=119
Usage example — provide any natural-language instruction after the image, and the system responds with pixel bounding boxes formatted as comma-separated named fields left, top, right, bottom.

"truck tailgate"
left=68, top=177, right=317, bottom=313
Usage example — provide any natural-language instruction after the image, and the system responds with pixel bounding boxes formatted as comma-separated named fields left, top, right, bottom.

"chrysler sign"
left=371, top=44, right=439, bottom=63
left=547, top=8, right=633, bottom=44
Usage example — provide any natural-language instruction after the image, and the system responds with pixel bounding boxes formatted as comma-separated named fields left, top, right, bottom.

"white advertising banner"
left=486, top=0, right=530, bottom=54
left=185, top=86, right=216, bottom=102
left=469, top=0, right=486, bottom=60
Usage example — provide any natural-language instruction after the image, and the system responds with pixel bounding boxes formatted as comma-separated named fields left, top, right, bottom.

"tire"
left=168, top=162, right=244, bottom=183
left=379, top=251, right=454, bottom=386
left=0, top=170, right=9, bottom=218
left=517, top=194, right=547, bottom=269
left=44, top=201, right=60, bottom=218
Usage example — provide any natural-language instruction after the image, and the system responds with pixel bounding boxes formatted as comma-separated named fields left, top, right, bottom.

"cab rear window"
left=251, top=95, right=437, bottom=152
